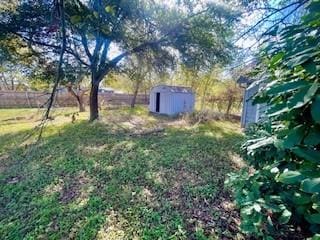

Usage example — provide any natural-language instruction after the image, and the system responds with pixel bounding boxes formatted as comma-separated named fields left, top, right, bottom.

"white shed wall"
left=149, top=92, right=155, bottom=112
left=241, top=83, right=267, bottom=128
left=160, top=92, right=172, bottom=114
left=149, top=86, right=195, bottom=115
left=171, top=93, right=195, bottom=114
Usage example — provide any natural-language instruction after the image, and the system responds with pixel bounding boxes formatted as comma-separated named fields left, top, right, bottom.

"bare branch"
left=80, top=33, right=93, bottom=61
left=38, top=0, right=67, bottom=140
left=234, top=0, right=309, bottom=43
left=98, top=38, right=111, bottom=70
left=12, top=32, right=90, bottom=67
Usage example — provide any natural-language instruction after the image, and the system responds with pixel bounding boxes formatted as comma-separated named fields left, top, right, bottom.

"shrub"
left=226, top=1, right=320, bottom=239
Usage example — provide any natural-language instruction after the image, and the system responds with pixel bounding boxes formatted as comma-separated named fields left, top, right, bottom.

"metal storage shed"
left=237, top=77, right=267, bottom=128
left=149, top=85, right=195, bottom=116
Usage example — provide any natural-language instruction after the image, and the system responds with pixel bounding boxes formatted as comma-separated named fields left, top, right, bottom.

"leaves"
left=302, top=59, right=318, bottom=75
left=312, top=234, right=320, bottom=240
left=282, top=125, right=305, bottom=149
left=306, top=214, right=320, bottom=224
left=311, top=95, right=320, bottom=123
left=229, top=1, right=320, bottom=239
left=70, top=15, right=81, bottom=24
left=247, top=137, right=274, bottom=154
left=269, top=52, right=284, bottom=67
left=292, top=147, right=320, bottom=163
left=291, top=191, right=311, bottom=205
left=301, top=178, right=320, bottom=193
left=286, top=52, right=316, bottom=68
left=278, top=209, right=292, bottom=224
left=278, top=170, right=305, bottom=184
left=265, top=80, right=307, bottom=96
left=105, top=5, right=115, bottom=15
left=287, top=82, right=319, bottom=109
left=304, top=127, right=320, bottom=145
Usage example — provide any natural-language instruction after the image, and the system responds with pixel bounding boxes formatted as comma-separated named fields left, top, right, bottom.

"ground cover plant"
left=0, top=106, right=244, bottom=239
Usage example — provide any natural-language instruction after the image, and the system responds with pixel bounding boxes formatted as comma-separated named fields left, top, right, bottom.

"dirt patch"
left=1, top=116, right=28, bottom=122
left=59, top=171, right=92, bottom=204
left=208, top=191, right=243, bottom=239
left=183, top=111, right=241, bottom=125
left=183, top=189, right=243, bottom=239
left=163, top=167, right=243, bottom=239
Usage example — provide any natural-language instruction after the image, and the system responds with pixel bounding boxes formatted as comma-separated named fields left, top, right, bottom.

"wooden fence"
left=0, top=90, right=149, bottom=108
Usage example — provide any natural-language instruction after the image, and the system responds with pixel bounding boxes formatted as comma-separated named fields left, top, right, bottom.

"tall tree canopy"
left=1, top=0, right=242, bottom=120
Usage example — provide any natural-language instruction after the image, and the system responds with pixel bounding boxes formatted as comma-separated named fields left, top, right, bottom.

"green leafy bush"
left=226, top=1, right=320, bottom=239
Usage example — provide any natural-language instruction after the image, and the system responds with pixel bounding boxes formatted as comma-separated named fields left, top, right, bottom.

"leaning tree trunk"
left=89, top=80, right=100, bottom=121
left=226, top=95, right=234, bottom=117
left=78, top=95, right=86, bottom=112
left=131, top=80, right=141, bottom=108
left=67, top=85, right=86, bottom=112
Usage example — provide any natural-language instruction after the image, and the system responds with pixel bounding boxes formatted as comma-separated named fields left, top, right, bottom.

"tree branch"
left=80, top=33, right=93, bottom=61
left=98, top=38, right=111, bottom=70
left=234, top=0, right=309, bottom=43
left=12, top=32, right=90, bottom=67
left=38, top=0, right=67, bottom=140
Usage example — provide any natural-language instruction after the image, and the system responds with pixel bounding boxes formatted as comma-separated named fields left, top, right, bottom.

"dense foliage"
left=226, top=0, right=320, bottom=239
left=0, top=0, right=242, bottom=120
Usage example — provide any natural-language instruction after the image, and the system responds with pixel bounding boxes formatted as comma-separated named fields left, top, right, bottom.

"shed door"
left=156, top=92, right=160, bottom=112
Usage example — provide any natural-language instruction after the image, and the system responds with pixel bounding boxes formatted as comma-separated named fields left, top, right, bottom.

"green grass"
left=0, top=106, right=244, bottom=240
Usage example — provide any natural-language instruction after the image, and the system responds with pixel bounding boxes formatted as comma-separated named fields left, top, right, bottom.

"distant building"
left=149, top=85, right=195, bottom=116
left=237, top=76, right=267, bottom=128
left=99, top=87, right=114, bottom=93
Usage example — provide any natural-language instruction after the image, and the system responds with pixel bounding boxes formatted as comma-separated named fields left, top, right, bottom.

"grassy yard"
left=0, top=106, right=244, bottom=240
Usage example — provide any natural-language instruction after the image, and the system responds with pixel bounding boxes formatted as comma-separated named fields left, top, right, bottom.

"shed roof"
left=152, top=85, right=194, bottom=93
left=237, top=76, right=254, bottom=85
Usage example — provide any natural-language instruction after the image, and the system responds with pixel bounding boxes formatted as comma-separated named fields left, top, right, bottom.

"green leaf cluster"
left=227, top=1, right=320, bottom=239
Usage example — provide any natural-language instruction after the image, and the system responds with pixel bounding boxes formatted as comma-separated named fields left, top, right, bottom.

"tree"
left=121, top=48, right=175, bottom=108
left=64, top=62, right=89, bottom=112
left=0, top=35, right=36, bottom=90
left=1, top=0, right=241, bottom=121
left=29, top=59, right=89, bottom=112
left=124, top=56, right=149, bottom=108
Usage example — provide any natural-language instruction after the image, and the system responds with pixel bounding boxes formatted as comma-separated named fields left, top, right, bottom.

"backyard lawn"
left=0, top=107, right=244, bottom=239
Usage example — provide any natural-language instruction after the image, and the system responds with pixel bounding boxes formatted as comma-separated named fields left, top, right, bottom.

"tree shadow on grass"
left=0, top=120, right=245, bottom=239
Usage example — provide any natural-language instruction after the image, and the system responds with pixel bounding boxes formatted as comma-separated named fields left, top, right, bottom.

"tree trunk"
left=11, top=78, right=15, bottom=91
left=89, top=81, right=99, bottom=121
left=200, top=78, right=211, bottom=111
left=78, top=97, right=86, bottom=112
left=226, top=96, right=234, bottom=117
left=67, top=85, right=86, bottom=112
left=0, top=72, right=9, bottom=90
left=131, top=80, right=141, bottom=108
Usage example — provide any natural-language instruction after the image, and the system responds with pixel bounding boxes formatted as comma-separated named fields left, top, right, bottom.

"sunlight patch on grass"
left=43, top=178, right=64, bottom=196
left=96, top=211, right=127, bottom=240
left=145, top=170, right=165, bottom=185
left=110, top=140, right=136, bottom=155
left=228, top=152, right=246, bottom=169
left=0, top=106, right=244, bottom=239
left=105, top=165, right=116, bottom=171
left=68, top=219, right=86, bottom=239
left=137, top=187, right=154, bottom=204
left=81, top=144, right=110, bottom=155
